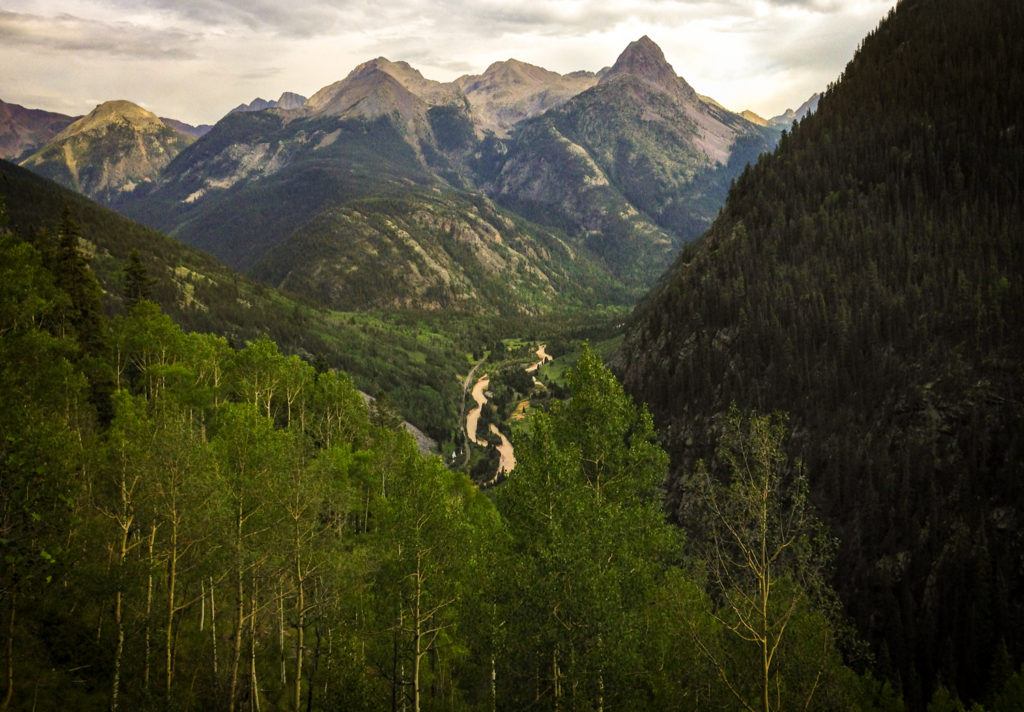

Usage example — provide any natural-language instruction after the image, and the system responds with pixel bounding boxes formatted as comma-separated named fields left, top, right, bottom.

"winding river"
left=464, top=374, right=491, bottom=447
left=525, top=344, right=552, bottom=373
left=489, top=424, right=516, bottom=474
left=465, top=343, right=552, bottom=482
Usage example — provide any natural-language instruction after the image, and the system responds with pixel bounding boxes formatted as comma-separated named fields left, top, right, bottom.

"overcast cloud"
left=0, top=0, right=894, bottom=124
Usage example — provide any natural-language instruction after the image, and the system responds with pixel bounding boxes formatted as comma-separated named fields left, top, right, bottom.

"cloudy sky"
left=1, top=0, right=894, bottom=125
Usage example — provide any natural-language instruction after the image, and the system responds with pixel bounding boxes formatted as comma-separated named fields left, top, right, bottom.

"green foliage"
left=1, top=209, right=904, bottom=710
left=620, top=0, right=1024, bottom=706
left=495, top=346, right=684, bottom=708
left=122, top=249, right=154, bottom=307
left=0, top=159, right=473, bottom=438
left=684, top=408, right=845, bottom=711
left=990, top=666, right=1024, bottom=712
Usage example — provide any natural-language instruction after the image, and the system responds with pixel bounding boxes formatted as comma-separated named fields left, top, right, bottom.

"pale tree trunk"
left=228, top=500, right=244, bottom=712
left=144, top=523, right=156, bottom=693
left=110, top=522, right=130, bottom=712
left=210, top=577, right=219, bottom=685
left=413, top=570, right=422, bottom=712
left=761, top=469, right=771, bottom=712
left=400, top=603, right=407, bottom=712
left=165, top=515, right=179, bottom=699
left=278, top=584, right=287, bottom=690
left=322, top=627, right=333, bottom=704
left=490, top=655, right=496, bottom=712
left=249, top=574, right=261, bottom=712
left=552, top=648, right=561, bottom=712
left=293, top=555, right=305, bottom=712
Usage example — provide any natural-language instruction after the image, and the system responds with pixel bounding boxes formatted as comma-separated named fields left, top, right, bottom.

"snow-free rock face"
left=229, top=92, right=308, bottom=115
left=275, top=92, right=307, bottom=110
left=600, top=35, right=697, bottom=100
left=480, top=36, right=779, bottom=281
left=0, top=98, right=76, bottom=160
left=304, top=58, right=467, bottom=142
left=456, top=60, right=598, bottom=137
left=20, top=100, right=194, bottom=202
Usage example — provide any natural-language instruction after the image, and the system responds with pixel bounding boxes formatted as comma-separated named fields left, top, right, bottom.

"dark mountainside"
left=159, top=116, right=213, bottom=139
left=619, top=0, right=1024, bottom=707
left=0, top=98, right=76, bottom=160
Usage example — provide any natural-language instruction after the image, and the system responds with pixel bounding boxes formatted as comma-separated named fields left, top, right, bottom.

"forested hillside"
left=0, top=159, right=470, bottom=440
left=619, top=0, right=1024, bottom=707
left=0, top=203, right=931, bottom=710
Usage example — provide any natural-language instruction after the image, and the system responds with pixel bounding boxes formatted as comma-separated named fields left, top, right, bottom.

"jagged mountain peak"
left=227, top=92, right=306, bottom=116
left=230, top=97, right=277, bottom=114
left=306, top=67, right=424, bottom=119
left=601, top=36, right=697, bottom=99
left=276, top=92, right=307, bottom=110
left=337, top=57, right=462, bottom=107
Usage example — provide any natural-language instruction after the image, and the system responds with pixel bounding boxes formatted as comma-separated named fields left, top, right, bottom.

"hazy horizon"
left=1, top=0, right=895, bottom=125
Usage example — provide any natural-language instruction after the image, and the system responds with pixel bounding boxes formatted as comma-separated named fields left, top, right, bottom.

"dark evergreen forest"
left=620, top=0, right=1024, bottom=708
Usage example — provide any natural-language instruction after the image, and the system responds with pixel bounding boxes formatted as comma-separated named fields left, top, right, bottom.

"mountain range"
left=3, top=3, right=1022, bottom=708
left=3, top=38, right=816, bottom=315
left=230, top=91, right=308, bottom=115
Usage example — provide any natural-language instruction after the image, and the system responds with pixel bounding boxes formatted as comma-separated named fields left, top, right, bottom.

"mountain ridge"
left=20, top=100, right=195, bottom=202
left=19, top=38, right=783, bottom=315
left=0, top=98, right=76, bottom=160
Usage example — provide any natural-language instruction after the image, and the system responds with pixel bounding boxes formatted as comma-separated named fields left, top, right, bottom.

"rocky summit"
left=112, top=37, right=780, bottom=314
left=19, top=100, right=194, bottom=202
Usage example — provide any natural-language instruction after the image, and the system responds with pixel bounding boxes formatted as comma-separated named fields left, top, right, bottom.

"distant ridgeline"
left=619, top=0, right=1024, bottom=707
left=6, top=38, right=791, bottom=315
